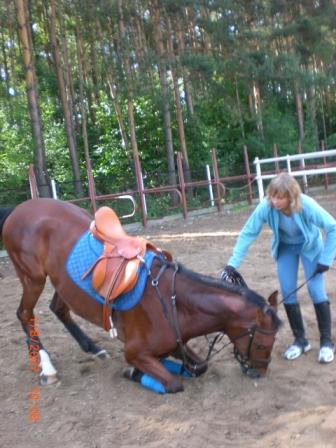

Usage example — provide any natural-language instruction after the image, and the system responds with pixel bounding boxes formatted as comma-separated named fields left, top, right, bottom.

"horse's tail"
left=0, top=208, right=14, bottom=239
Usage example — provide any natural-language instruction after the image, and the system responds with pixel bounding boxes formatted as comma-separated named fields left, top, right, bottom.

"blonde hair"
left=266, top=173, right=302, bottom=212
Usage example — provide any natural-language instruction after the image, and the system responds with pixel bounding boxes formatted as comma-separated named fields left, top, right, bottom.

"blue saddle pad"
left=66, top=231, right=157, bottom=311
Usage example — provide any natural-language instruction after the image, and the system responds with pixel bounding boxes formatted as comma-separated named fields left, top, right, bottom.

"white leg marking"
left=39, top=349, right=58, bottom=385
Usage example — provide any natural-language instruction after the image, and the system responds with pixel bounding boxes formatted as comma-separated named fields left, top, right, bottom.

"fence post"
left=86, top=158, right=97, bottom=213
left=51, top=179, right=58, bottom=199
left=177, top=152, right=188, bottom=219
left=286, top=155, right=292, bottom=173
left=205, top=164, right=215, bottom=206
left=211, top=148, right=223, bottom=212
left=243, top=145, right=253, bottom=205
left=254, top=157, right=264, bottom=201
left=28, top=165, right=39, bottom=199
left=134, top=153, right=147, bottom=227
left=139, top=171, right=147, bottom=215
left=321, top=140, right=329, bottom=190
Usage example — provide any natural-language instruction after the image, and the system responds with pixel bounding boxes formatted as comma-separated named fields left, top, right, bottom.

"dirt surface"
left=1, top=192, right=336, bottom=448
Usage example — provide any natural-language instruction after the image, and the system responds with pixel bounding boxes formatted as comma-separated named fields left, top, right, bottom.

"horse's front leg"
left=50, top=292, right=109, bottom=359
left=124, top=352, right=184, bottom=393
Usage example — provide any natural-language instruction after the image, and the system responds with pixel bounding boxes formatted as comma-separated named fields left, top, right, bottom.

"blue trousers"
left=277, top=243, right=328, bottom=305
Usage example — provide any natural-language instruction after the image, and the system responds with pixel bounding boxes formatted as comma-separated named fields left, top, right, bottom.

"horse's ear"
left=267, top=290, right=278, bottom=310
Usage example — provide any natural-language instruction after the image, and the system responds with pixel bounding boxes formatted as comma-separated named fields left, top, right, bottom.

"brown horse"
left=0, top=199, right=281, bottom=393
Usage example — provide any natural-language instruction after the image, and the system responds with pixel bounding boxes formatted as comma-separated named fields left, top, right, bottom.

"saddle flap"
left=91, top=257, right=110, bottom=291
left=93, top=256, right=141, bottom=300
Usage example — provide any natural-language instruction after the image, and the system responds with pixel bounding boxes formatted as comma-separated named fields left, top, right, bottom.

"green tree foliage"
left=1, top=0, right=336, bottom=205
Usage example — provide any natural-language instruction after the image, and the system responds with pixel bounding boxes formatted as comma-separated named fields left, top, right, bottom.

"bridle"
left=148, top=256, right=277, bottom=378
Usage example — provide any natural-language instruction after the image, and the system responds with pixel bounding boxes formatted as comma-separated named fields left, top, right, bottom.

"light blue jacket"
left=228, top=194, right=336, bottom=268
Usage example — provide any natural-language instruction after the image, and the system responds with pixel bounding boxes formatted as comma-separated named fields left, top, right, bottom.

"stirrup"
left=318, top=346, right=334, bottom=364
left=283, top=341, right=311, bottom=360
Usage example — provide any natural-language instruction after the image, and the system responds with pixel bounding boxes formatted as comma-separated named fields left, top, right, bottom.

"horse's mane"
left=177, top=262, right=282, bottom=328
left=0, top=208, right=14, bottom=239
left=178, top=262, right=245, bottom=294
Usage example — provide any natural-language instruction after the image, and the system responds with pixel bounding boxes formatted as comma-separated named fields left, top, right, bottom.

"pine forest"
left=1, top=0, right=336, bottom=212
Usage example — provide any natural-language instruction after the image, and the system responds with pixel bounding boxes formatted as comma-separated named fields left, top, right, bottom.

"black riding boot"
left=314, top=301, right=334, bottom=348
left=284, top=303, right=309, bottom=346
left=283, top=303, right=311, bottom=359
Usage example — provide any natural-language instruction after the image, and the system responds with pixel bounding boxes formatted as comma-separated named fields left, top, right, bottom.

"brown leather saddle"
left=82, top=206, right=172, bottom=331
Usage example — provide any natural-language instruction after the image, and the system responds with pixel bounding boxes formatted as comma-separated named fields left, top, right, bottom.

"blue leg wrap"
left=140, top=374, right=166, bottom=394
left=161, top=358, right=191, bottom=377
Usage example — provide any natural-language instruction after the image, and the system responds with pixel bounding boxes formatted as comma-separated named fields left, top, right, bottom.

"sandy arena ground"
left=1, top=192, right=336, bottom=448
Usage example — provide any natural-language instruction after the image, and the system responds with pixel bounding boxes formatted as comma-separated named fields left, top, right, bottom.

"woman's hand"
left=220, top=265, right=247, bottom=287
left=314, top=263, right=329, bottom=275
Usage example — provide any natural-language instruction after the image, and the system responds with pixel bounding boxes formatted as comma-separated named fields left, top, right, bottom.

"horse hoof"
left=92, top=349, right=110, bottom=360
left=166, top=378, right=184, bottom=393
left=40, top=374, right=58, bottom=386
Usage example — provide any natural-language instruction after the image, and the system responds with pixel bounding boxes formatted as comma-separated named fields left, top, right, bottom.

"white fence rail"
left=254, top=149, right=336, bottom=201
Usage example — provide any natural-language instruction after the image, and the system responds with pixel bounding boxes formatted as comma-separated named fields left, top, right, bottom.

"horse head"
left=231, top=290, right=281, bottom=378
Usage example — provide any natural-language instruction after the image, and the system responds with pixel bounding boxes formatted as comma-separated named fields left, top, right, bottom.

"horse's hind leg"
left=50, top=292, right=109, bottom=359
left=16, top=277, right=58, bottom=385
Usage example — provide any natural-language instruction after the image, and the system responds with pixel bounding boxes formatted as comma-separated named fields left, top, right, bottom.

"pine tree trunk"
left=130, top=1, right=146, bottom=73
left=0, top=30, right=14, bottom=123
left=294, top=82, right=305, bottom=145
left=167, top=16, right=191, bottom=186
left=150, top=1, right=177, bottom=201
left=75, top=24, right=89, bottom=166
left=15, top=0, right=50, bottom=197
left=95, top=18, right=132, bottom=165
left=252, top=79, right=264, bottom=141
left=235, top=76, right=245, bottom=139
left=319, top=89, right=328, bottom=146
left=59, top=10, right=79, bottom=135
left=117, top=0, right=142, bottom=196
left=49, top=0, right=82, bottom=195
left=176, top=16, right=194, bottom=117
left=308, top=84, right=319, bottom=149
left=8, top=4, right=18, bottom=89
left=90, top=39, right=100, bottom=105
left=118, top=0, right=139, bottom=168
left=107, top=76, right=133, bottom=165
left=76, top=17, right=96, bottom=125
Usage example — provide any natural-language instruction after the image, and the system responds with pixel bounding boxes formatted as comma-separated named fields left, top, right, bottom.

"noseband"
left=232, top=324, right=277, bottom=378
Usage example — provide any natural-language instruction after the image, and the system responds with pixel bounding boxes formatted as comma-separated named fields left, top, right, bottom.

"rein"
left=278, top=272, right=315, bottom=305
left=278, top=265, right=336, bottom=306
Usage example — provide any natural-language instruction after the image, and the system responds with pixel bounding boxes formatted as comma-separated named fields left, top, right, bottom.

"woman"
left=223, top=173, right=336, bottom=363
